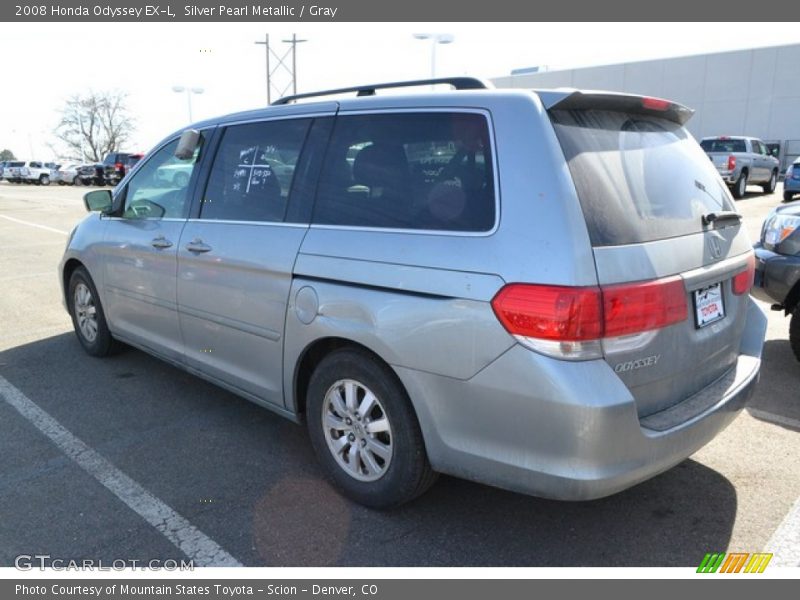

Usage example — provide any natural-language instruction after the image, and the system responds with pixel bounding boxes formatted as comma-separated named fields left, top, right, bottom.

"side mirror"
left=175, top=129, right=201, bottom=160
left=83, top=189, right=113, bottom=213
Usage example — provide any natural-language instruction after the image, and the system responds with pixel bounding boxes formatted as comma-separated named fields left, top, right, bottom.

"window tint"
left=551, top=109, right=735, bottom=246
left=699, top=138, right=747, bottom=153
left=122, top=137, right=202, bottom=220
left=313, top=112, right=495, bottom=232
left=200, top=119, right=310, bottom=222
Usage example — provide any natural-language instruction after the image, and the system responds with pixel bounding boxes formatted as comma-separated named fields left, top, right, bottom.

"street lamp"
left=412, top=33, right=454, bottom=79
left=172, top=86, right=204, bottom=123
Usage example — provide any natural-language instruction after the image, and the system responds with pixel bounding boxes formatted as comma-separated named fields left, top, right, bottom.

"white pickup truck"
left=700, top=136, right=780, bottom=199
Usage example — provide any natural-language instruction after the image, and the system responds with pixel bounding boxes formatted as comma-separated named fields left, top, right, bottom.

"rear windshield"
left=550, top=109, right=734, bottom=246
left=699, top=138, right=747, bottom=153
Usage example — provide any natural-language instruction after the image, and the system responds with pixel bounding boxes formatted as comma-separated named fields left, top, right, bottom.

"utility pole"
left=254, top=33, right=307, bottom=104
left=254, top=34, right=270, bottom=104
left=282, top=33, right=307, bottom=95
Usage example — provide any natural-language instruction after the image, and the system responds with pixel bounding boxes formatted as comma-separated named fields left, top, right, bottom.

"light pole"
left=412, top=33, right=454, bottom=79
left=172, top=86, right=204, bottom=123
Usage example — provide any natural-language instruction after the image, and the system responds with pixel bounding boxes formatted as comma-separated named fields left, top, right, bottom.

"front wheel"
left=306, top=349, right=437, bottom=508
left=67, top=267, right=118, bottom=357
left=732, top=171, right=748, bottom=199
left=39, top=174, right=50, bottom=186
left=790, top=309, right=800, bottom=363
left=785, top=191, right=795, bottom=203
left=762, top=170, right=777, bottom=194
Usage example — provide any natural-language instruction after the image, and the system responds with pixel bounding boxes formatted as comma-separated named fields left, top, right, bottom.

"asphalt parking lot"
left=1, top=181, right=799, bottom=568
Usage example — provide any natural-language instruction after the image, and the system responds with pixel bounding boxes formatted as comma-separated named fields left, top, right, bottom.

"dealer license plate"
left=694, top=283, right=725, bottom=328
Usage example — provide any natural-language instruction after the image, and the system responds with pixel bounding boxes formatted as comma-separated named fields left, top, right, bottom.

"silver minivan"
left=60, top=79, right=767, bottom=508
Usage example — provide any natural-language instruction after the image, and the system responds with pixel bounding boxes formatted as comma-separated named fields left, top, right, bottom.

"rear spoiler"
left=535, top=89, right=694, bottom=126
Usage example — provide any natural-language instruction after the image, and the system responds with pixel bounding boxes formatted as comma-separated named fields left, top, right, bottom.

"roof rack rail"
left=271, top=77, right=492, bottom=106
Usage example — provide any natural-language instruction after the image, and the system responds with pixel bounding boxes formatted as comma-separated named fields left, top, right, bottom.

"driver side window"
left=123, top=137, right=202, bottom=220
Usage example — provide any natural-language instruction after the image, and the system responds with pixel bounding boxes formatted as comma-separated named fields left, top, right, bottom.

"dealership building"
left=492, top=43, right=800, bottom=172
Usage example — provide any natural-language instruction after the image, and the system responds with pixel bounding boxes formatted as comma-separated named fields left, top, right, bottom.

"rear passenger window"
left=200, top=119, right=311, bottom=222
left=313, top=112, right=495, bottom=232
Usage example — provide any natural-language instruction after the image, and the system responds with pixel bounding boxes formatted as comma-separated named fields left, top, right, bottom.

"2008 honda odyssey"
left=60, top=78, right=767, bottom=508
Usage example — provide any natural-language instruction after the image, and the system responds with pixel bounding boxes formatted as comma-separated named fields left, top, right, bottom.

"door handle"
left=151, top=236, right=173, bottom=249
left=185, top=239, right=212, bottom=253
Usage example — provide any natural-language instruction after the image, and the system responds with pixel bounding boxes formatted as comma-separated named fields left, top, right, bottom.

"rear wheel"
left=790, top=309, right=800, bottom=363
left=785, top=191, right=795, bottom=203
left=67, top=267, right=118, bottom=357
left=762, top=170, right=777, bottom=194
left=306, top=348, right=437, bottom=508
left=732, top=171, right=748, bottom=199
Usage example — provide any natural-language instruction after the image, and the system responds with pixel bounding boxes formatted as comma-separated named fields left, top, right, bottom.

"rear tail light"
left=115, top=162, right=123, bottom=170
left=602, top=277, right=687, bottom=338
left=732, top=254, right=755, bottom=295
left=492, top=277, right=688, bottom=360
left=727, top=155, right=736, bottom=172
left=787, top=165, right=795, bottom=179
left=491, top=285, right=603, bottom=342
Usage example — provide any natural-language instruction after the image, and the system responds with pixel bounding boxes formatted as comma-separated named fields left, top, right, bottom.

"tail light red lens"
left=602, top=277, right=687, bottom=338
left=727, top=155, right=736, bottom=172
left=491, top=284, right=603, bottom=341
left=492, top=276, right=688, bottom=344
left=115, top=162, right=123, bottom=170
left=733, top=254, right=755, bottom=295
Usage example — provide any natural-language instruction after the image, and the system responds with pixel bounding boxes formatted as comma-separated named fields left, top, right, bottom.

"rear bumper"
left=753, top=242, right=800, bottom=307
left=784, top=178, right=800, bottom=193
left=397, top=299, right=767, bottom=501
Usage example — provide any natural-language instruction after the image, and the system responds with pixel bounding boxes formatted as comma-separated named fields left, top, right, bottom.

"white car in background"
left=54, top=163, right=82, bottom=185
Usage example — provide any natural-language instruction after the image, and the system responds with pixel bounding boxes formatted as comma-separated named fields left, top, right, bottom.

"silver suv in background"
left=60, top=79, right=767, bottom=508
left=700, top=136, right=780, bottom=199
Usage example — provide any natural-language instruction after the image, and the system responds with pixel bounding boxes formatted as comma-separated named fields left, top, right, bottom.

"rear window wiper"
left=702, top=211, right=742, bottom=226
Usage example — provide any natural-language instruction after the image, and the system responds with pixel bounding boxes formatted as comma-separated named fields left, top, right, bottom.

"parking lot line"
left=765, top=494, right=800, bottom=567
left=0, top=214, right=69, bottom=235
left=747, top=408, right=800, bottom=432
left=0, top=375, right=243, bottom=567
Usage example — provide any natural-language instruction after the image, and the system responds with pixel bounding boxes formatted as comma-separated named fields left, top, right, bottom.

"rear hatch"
left=6, top=161, right=24, bottom=177
left=547, top=93, right=754, bottom=420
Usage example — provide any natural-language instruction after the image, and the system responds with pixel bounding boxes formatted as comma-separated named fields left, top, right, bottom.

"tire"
left=306, top=348, right=437, bottom=508
left=39, top=174, right=50, bottom=186
left=762, top=170, right=777, bottom=194
left=785, top=191, right=795, bottom=203
left=732, top=171, right=748, bottom=199
left=791, top=309, right=800, bottom=363
left=67, top=267, right=118, bottom=357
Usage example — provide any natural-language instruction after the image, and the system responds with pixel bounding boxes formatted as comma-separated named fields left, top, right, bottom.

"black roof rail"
left=271, top=77, right=492, bottom=106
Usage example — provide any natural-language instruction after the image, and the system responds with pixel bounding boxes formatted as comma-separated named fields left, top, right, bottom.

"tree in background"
left=0, top=149, right=15, bottom=161
left=54, top=91, right=135, bottom=162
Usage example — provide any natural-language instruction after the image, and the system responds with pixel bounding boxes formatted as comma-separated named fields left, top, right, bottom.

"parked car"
left=21, top=161, right=59, bottom=185
left=753, top=203, right=800, bottom=361
left=61, top=79, right=767, bottom=508
left=54, top=163, right=82, bottom=185
left=3, top=160, right=26, bottom=183
left=783, top=157, right=800, bottom=203
left=102, top=152, right=143, bottom=186
left=700, top=136, right=780, bottom=199
left=75, top=163, right=105, bottom=186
